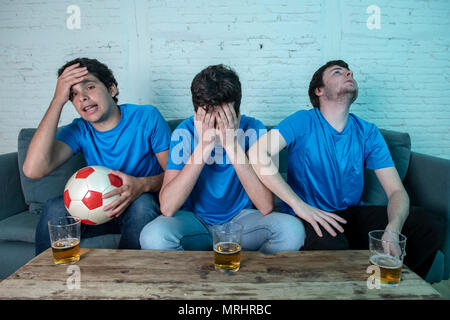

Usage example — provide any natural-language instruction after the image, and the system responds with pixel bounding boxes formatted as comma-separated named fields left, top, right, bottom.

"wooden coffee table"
left=0, top=248, right=441, bottom=300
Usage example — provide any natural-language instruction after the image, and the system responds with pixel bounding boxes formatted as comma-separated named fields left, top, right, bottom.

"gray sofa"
left=1, top=119, right=449, bottom=283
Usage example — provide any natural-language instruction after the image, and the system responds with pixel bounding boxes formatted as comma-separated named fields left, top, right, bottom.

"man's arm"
left=159, top=108, right=216, bottom=216
left=228, top=143, right=274, bottom=215
left=374, top=166, right=410, bottom=233
left=103, top=150, right=169, bottom=218
left=23, top=63, right=88, bottom=179
left=248, top=129, right=346, bottom=237
left=143, top=149, right=169, bottom=193
left=216, top=105, right=273, bottom=215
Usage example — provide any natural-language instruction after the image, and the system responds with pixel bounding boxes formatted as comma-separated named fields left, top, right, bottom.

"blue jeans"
left=35, top=193, right=160, bottom=255
left=139, top=209, right=305, bottom=253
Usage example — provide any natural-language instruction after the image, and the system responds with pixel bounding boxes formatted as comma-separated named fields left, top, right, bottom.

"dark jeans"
left=299, top=206, right=446, bottom=279
left=35, top=192, right=161, bottom=255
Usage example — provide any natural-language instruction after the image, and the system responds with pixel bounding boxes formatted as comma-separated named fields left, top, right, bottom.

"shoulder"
left=276, top=108, right=315, bottom=133
left=240, top=115, right=266, bottom=130
left=172, top=116, right=195, bottom=134
left=349, top=113, right=378, bottom=136
left=121, top=104, right=168, bottom=130
left=121, top=103, right=160, bottom=116
left=60, top=117, right=87, bottom=132
left=281, top=108, right=314, bottom=125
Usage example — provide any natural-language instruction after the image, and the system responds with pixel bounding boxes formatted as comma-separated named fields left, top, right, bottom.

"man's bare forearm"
left=249, top=143, right=302, bottom=210
left=22, top=99, right=66, bottom=179
left=227, top=141, right=273, bottom=215
left=139, top=173, right=165, bottom=193
left=159, top=143, right=212, bottom=216
left=386, top=189, right=410, bottom=233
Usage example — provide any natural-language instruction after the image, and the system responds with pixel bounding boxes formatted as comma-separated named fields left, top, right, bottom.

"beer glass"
left=212, top=222, right=243, bottom=273
left=48, top=216, right=81, bottom=265
left=368, top=230, right=407, bottom=287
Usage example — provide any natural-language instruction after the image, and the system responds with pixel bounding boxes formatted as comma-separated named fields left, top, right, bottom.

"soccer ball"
left=63, top=166, right=123, bottom=225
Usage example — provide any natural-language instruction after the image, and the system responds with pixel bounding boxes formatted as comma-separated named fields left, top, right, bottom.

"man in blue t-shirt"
left=139, top=64, right=305, bottom=253
left=24, top=58, right=171, bottom=255
left=249, top=60, right=445, bottom=278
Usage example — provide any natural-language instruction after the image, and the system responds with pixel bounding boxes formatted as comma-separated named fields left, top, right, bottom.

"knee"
left=40, top=196, right=66, bottom=220
left=282, top=215, right=306, bottom=249
left=272, top=214, right=306, bottom=251
left=126, top=193, right=161, bottom=221
left=139, top=217, right=175, bottom=250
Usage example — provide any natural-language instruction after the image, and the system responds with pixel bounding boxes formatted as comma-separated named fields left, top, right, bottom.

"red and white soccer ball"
left=63, top=166, right=123, bottom=225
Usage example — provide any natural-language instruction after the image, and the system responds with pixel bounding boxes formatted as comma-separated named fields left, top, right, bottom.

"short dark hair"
left=58, top=58, right=119, bottom=103
left=190, top=64, right=241, bottom=114
left=308, top=60, right=349, bottom=108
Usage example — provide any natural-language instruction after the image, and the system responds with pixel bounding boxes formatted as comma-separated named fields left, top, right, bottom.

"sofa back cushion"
left=361, top=129, right=411, bottom=205
left=17, top=128, right=86, bottom=214
left=17, top=122, right=410, bottom=215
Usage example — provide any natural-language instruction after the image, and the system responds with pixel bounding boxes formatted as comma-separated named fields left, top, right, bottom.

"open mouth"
left=83, top=104, right=98, bottom=114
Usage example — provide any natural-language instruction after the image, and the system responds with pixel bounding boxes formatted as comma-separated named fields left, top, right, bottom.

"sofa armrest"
left=404, top=151, right=450, bottom=278
left=0, top=152, right=28, bottom=221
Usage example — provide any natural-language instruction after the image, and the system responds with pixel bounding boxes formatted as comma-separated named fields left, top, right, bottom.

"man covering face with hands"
left=139, top=64, right=305, bottom=253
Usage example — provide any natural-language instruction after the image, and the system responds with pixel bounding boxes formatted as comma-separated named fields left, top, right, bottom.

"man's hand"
left=381, top=229, right=403, bottom=258
left=103, top=170, right=145, bottom=218
left=194, top=107, right=217, bottom=162
left=215, top=103, right=241, bottom=153
left=293, top=200, right=347, bottom=237
left=53, top=62, right=88, bottom=106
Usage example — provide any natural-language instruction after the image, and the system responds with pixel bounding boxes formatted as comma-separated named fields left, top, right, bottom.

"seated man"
left=249, top=60, right=445, bottom=278
left=139, top=64, right=305, bottom=253
left=24, top=58, right=171, bottom=255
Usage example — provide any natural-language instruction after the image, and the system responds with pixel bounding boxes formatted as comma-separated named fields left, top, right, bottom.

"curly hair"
left=308, top=60, right=349, bottom=108
left=190, top=64, right=241, bottom=114
left=58, top=57, right=119, bottom=103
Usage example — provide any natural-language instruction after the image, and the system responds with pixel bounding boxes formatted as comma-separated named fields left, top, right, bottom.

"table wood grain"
left=0, top=249, right=441, bottom=300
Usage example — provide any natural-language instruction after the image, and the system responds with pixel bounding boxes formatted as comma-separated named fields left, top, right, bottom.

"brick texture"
left=0, top=0, right=448, bottom=159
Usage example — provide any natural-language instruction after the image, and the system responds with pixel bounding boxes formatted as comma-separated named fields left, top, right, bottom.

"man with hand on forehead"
left=24, top=58, right=171, bottom=255
left=139, top=64, right=305, bottom=253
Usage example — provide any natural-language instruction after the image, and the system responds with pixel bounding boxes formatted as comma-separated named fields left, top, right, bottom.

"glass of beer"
left=212, top=222, right=243, bottom=273
left=368, top=230, right=407, bottom=287
left=48, top=216, right=81, bottom=265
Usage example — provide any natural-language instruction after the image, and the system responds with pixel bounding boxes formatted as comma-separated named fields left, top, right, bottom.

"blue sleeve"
left=365, top=125, right=395, bottom=170
left=149, top=107, right=172, bottom=154
left=55, top=120, right=82, bottom=154
left=166, top=122, right=193, bottom=171
left=245, top=117, right=267, bottom=151
left=273, top=111, right=307, bottom=149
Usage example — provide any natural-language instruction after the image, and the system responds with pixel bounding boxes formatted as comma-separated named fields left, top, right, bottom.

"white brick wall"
left=0, top=0, right=449, bottom=159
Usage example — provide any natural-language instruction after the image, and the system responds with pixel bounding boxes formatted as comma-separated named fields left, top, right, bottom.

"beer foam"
left=370, top=254, right=402, bottom=269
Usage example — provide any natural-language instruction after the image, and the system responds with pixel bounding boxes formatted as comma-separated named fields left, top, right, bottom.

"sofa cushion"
left=17, top=128, right=86, bottom=214
left=167, top=119, right=183, bottom=132
left=361, top=129, right=411, bottom=206
left=0, top=211, right=39, bottom=243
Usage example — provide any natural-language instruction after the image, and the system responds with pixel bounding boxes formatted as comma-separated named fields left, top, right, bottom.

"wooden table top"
left=0, top=248, right=441, bottom=300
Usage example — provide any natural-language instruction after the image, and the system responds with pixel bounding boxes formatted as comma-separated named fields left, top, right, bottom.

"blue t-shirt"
left=56, top=104, right=171, bottom=177
left=274, top=108, right=394, bottom=213
left=167, top=115, right=267, bottom=225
